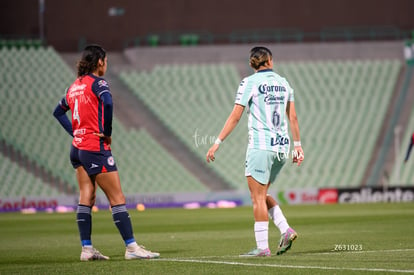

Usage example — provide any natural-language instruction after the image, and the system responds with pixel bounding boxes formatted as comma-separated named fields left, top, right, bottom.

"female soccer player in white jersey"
left=206, top=46, right=304, bottom=257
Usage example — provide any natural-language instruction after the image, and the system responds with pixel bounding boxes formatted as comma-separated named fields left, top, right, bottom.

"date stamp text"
left=333, top=244, right=363, bottom=251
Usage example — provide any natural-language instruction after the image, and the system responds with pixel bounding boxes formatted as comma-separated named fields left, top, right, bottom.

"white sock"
left=268, top=205, right=290, bottom=234
left=127, top=242, right=138, bottom=249
left=254, top=221, right=269, bottom=250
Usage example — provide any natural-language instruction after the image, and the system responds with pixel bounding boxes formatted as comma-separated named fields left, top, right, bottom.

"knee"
left=250, top=192, right=266, bottom=206
left=109, top=193, right=126, bottom=206
left=79, top=192, right=96, bottom=207
left=250, top=193, right=257, bottom=204
left=90, top=194, right=96, bottom=206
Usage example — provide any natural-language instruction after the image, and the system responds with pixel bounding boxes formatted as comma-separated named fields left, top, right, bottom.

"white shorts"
left=245, top=148, right=286, bottom=185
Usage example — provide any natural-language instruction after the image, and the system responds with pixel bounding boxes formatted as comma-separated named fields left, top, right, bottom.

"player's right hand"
left=94, top=132, right=112, bottom=145
left=206, top=144, right=220, bottom=163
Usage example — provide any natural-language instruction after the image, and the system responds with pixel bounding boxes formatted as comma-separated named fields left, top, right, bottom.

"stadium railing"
left=0, top=39, right=43, bottom=49
left=320, top=26, right=406, bottom=42
left=123, top=25, right=412, bottom=48
left=229, top=28, right=304, bottom=44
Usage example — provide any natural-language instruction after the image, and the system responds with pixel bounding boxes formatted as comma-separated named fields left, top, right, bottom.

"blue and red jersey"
left=58, top=74, right=112, bottom=152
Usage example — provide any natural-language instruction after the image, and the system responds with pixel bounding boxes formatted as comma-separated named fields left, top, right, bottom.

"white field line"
left=153, top=248, right=414, bottom=273
left=160, top=248, right=414, bottom=259
left=155, top=258, right=414, bottom=273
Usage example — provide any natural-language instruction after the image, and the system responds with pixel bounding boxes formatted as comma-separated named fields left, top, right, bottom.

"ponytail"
left=249, top=46, right=272, bottom=70
left=77, top=44, right=106, bottom=77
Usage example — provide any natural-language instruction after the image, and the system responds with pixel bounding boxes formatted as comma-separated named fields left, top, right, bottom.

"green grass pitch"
left=0, top=203, right=413, bottom=274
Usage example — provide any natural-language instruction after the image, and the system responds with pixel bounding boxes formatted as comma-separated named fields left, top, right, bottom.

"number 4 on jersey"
left=73, top=98, right=81, bottom=125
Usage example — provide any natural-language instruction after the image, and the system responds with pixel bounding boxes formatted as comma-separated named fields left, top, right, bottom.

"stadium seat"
left=0, top=154, right=64, bottom=197
left=119, top=59, right=401, bottom=189
left=0, top=47, right=208, bottom=197
left=0, top=46, right=403, bottom=198
left=391, top=105, right=414, bottom=185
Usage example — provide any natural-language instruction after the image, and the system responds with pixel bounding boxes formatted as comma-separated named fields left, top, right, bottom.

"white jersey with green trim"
left=235, top=69, right=294, bottom=153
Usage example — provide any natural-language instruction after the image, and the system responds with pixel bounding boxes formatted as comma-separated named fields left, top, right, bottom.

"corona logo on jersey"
left=258, top=84, right=287, bottom=94
left=258, top=84, right=287, bottom=105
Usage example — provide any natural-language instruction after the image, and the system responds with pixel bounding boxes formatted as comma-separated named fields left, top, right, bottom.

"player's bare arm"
left=206, top=104, right=245, bottom=163
left=286, top=101, right=304, bottom=166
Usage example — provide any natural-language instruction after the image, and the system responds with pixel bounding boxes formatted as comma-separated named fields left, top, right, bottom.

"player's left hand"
left=293, top=146, right=304, bottom=166
left=94, top=132, right=112, bottom=145
left=206, top=144, right=220, bottom=163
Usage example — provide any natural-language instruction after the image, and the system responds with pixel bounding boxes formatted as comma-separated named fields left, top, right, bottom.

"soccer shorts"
left=70, top=145, right=118, bottom=176
left=245, top=148, right=286, bottom=185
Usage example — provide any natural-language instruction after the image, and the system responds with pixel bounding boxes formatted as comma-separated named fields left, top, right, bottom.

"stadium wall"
left=1, top=0, right=413, bottom=51
left=121, top=41, right=406, bottom=73
left=2, top=186, right=414, bottom=212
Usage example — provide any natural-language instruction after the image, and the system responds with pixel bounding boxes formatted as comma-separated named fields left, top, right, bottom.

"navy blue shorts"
left=70, top=145, right=118, bottom=176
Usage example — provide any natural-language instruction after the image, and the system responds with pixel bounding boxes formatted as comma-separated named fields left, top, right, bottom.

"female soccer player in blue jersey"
left=207, top=46, right=304, bottom=257
left=53, top=45, right=159, bottom=261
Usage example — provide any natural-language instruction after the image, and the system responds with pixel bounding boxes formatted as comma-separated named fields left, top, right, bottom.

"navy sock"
left=76, top=204, right=92, bottom=246
left=112, top=204, right=135, bottom=245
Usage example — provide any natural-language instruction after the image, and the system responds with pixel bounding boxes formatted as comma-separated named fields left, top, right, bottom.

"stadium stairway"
left=389, top=65, right=414, bottom=185
left=364, top=65, right=414, bottom=186
left=0, top=139, right=75, bottom=195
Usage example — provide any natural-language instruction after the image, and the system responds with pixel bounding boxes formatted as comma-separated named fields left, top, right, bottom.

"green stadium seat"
left=391, top=104, right=414, bottom=185
left=0, top=47, right=209, bottom=197
left=0, top=45, right=404, bottom=197
left=0, top=154, right=64, bottom=197
left=119, top=59, right=401, bottom=189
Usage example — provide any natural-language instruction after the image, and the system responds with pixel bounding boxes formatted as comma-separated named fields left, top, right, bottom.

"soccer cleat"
left=125, top=245, right=160, bottom=260
left=80, top=247, right=110, bottom=261
left=239, top=247, right=271, bottom=257
left=277, top=227, right=298, bottom=255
